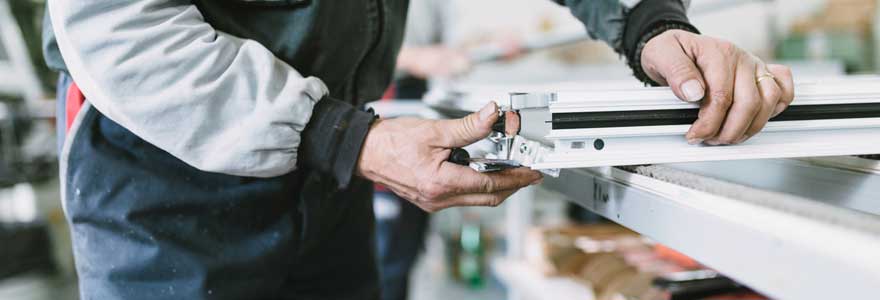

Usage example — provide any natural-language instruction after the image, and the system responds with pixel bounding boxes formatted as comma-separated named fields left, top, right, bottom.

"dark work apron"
left=56, top=73, right=379, bottom=299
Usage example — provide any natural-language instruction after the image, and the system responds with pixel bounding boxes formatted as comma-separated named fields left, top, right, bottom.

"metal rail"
left=666, top=158, right=880, bottom=216
left=541, top=166, right=880, bottom=300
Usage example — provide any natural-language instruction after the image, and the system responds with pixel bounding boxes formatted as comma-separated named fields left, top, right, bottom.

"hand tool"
left=446, top=109, right=522, bottom=172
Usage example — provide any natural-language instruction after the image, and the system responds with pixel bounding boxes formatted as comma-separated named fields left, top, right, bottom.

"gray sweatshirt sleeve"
left=48, top=0, right=327, bottom=178
left=554, top=0, right=693, bottom=55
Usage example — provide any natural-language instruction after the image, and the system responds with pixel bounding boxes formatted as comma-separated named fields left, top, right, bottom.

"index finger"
left=436, top=162, right=542, bottom=195
left=686, top=39, right=737, bottom=143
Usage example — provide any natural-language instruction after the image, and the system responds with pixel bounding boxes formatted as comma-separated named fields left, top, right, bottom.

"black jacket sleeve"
left=299, top=97, right=375, bottom=189
left=622, top=0, right=698, bottom=63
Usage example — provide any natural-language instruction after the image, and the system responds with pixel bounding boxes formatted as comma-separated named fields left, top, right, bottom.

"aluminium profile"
left=505, top=77, right=880, bottom=170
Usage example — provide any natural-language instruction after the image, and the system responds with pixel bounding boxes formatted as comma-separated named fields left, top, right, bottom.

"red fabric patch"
left=65, top=82, right=85, bottom=133
left=380, top=83, right=396, bottom=101
left=374, top=184, right=389, bottom=192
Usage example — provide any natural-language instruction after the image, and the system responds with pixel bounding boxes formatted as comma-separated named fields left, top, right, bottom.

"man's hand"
left=357, top=102, right=543, bottom=212
left=640, top=30, right=795, bottom=145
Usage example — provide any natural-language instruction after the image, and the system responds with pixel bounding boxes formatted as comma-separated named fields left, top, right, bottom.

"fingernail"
left=687, top=138, right=704, bottom=145
left=531, top=177, right=544, bottom=185
left=479, top=102, right=496, bottom=122
left=705, top=139, right=722, bottom=146
left=735, top=135, right=750, bottom=144
left=771, top=103, right=786, bottom=118
left=681, top=80, right=705, bottom=102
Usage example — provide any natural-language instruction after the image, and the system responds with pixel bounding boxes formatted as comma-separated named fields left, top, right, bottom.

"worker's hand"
left=397, top=46, right=472, bottom=79
left=640, top=30, right=795, bottom=145
left=357, top=102, right=543, bottom=212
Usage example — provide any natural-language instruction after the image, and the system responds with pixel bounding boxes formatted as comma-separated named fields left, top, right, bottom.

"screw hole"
left=594, top=139, right=605, bottom=150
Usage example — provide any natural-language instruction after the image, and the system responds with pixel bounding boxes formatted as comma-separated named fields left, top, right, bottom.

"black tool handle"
left=447, top=148, right=471, bottom=166
left=492, top=114, right=506, bottom=134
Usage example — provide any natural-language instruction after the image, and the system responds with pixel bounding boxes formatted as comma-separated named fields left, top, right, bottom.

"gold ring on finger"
left=756, top=73, right=775, bottom=84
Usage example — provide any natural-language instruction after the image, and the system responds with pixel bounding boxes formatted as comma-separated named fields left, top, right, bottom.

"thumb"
left=643, top=34, right=706, bottom=102
left=437, top=102, right=498, bottom=148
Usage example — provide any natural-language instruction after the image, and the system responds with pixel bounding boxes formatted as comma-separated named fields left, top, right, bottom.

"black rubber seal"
left=552, top=103, right=880, bottom=129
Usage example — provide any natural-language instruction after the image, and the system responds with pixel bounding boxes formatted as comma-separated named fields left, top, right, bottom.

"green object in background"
left=457, top=223, right=484, bottom=289
left=443, top=210, right=491, bottom=290
left=777, top=30, right=875, bottom=73
left=776, top=35, right=808, bottom=60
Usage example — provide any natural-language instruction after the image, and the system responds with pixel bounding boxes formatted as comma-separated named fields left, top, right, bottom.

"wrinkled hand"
left=641, top=30, right=795, bottom=145
left=357, top=102, right=543, bottom=212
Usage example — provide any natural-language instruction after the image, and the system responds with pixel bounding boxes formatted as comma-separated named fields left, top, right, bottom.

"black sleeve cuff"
left=300, top=97, right=377, bottom=189
left=622, top=0, right=700, bottom=84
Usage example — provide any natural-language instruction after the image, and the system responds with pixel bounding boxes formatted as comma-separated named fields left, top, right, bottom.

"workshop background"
left=0, top=0, right=875, bottom=299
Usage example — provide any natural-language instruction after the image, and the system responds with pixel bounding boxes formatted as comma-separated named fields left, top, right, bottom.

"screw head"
left=593, top=139, right=605, bottom=151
